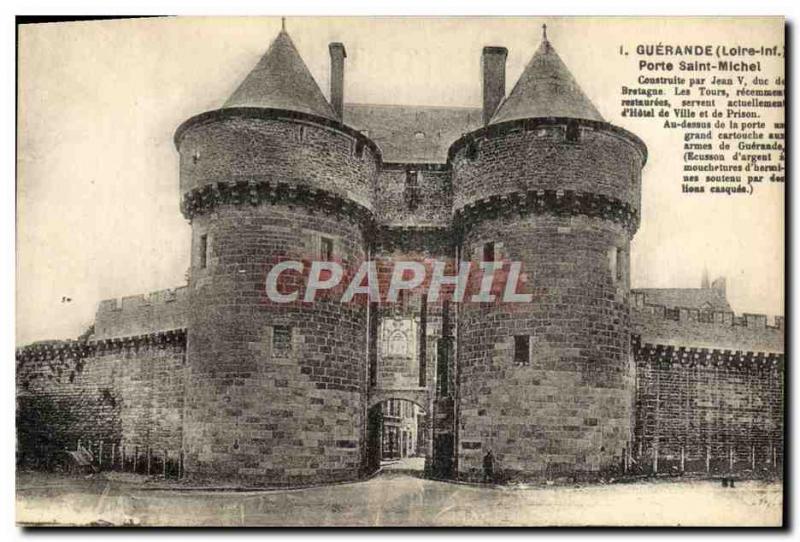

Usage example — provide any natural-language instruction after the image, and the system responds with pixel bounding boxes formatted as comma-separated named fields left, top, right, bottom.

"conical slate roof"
left=490, top=34, right=604, bottom=124
left=224, top=30, right=337, bottom=121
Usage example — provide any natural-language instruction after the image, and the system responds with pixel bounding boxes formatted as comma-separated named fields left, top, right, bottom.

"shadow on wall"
left=16, top=394, right=82, bottom=471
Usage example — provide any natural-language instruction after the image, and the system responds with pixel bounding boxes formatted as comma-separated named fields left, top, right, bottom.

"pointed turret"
left=224, top=28, right=337, bottom=121
left=490, top=26, right=604, bottom=124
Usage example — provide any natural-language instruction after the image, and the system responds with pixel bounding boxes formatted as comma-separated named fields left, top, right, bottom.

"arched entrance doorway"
left=366, top=398, right=430, bottom=475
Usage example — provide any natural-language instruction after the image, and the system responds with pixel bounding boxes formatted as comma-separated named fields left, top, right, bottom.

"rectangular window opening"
left=483, top=241, right=495, bottom=262
left=272, top=325, right=292, bottom=355
left=320, top=236, right=335, bottom=261
left=514, top=335, right=530, bottom=366
left=566, top=121, right=580, bottom=143
left=616, top=247, right=624, bottom=282
left=609, top=246, right=618, bottom=284
left=405, top=170, right=420, bottom=210
left=466, top=139, right=478, bottom=160
left=199, top=234, right=208, bottom=269
left=437, top=337, right=451, bottom=397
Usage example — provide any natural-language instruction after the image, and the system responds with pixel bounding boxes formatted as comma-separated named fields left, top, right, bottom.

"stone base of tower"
left=177, top=199, right=371, bottom=487
left=453, top=211, right=637, bottom=484
left=182, top=369, right=365, bottom=487
left=455, top=377, right=635, bottom=484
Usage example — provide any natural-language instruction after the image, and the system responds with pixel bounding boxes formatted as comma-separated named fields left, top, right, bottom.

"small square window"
left=198, top=234, right=208, bottom=269
left=482, top=242, right=495, bottom=262
left=272, top=325, right=292, bottom=355
left=320, top=236, right=334, bottom=261
left=514, top=335, right=530, bottom=366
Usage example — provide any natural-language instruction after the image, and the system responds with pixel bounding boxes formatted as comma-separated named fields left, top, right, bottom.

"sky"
left=16, top=16, right=785, bottom=344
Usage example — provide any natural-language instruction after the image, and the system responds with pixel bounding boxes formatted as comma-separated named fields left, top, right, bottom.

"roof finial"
left=281, top=17, right=286, bottom=32
left=542, top=23, right=548, bottom=42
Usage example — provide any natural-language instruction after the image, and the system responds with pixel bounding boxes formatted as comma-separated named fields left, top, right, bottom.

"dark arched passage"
left=365, top=397, right=430, bottom=475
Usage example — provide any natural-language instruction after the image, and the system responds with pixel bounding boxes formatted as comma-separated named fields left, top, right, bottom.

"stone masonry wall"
left=16, top=332, right=186, bottom=470
left=451, top=122, right=644, bottom=214
left=376, top=166, right=452, bottom=228
left=633, top=341, right=784, bottom=475
left=178, top=115, right=379, bottom=212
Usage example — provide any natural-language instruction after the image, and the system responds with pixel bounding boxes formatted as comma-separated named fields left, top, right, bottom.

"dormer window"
left=354, top=140, right=365, bottom=159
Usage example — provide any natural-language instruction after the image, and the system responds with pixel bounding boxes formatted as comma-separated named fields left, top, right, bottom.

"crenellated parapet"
left=632, top=292, right=784, bottom=353
left=97, top=286, right=187, bottom=312
left=95, top=287, right=187, bottom=341
left=17, top=329, right=187, bottom=365
left=634, top=300, right=784, bottom=328
left=180, top=180, right=374, bottom=229
left=454, top=188, right=639, bottom=237
left=16, top=329, right=187, bottom=391
left=632, top=336, right=784, bottom=372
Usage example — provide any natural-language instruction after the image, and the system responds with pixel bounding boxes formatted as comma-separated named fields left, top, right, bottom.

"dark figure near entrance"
left=483, top=450, right=495, bottom=483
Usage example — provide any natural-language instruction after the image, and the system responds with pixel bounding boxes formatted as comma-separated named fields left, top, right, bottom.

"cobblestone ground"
left=16, top=471, right=782, bottom=527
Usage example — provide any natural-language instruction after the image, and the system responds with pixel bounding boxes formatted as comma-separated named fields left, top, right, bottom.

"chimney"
left=701, top=267, right=710, bottom=289
left=481, top=46, right=507, bottom=125
left=329, top=42, right=346, bottom=121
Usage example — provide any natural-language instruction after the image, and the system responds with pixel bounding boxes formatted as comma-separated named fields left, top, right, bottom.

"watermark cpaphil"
left=262, top=256, right=534, bottom=306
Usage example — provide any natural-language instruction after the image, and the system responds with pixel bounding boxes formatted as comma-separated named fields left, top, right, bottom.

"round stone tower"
left=174, top=28, right=378, bottom=485
left=450, top=31, right=647, bottom=482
